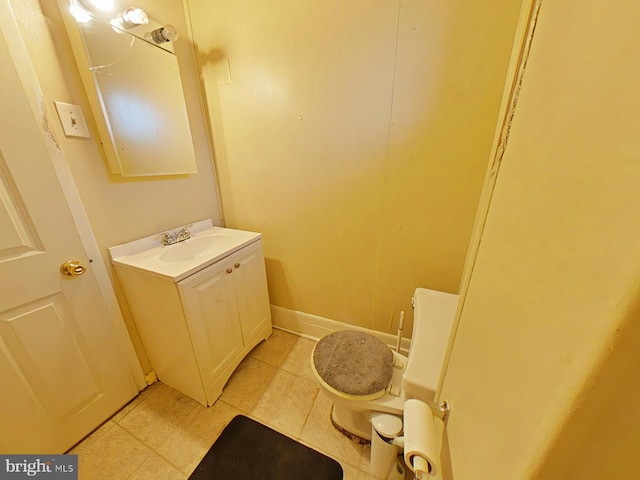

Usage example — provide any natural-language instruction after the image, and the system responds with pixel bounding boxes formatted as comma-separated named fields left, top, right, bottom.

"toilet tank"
left=401, top=288, right=459, bottom=403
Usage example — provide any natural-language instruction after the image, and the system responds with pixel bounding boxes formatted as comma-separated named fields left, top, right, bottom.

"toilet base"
left=330, top=403, right=374, bottom=442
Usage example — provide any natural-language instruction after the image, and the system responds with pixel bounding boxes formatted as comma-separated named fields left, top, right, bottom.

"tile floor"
left=69, top=329, right=399, bottom=479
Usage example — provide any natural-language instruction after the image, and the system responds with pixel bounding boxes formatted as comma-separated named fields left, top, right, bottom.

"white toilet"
left=311, top=288, right=458, bottom=442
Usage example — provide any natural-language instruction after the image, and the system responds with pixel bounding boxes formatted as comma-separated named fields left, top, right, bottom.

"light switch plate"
left=54, top=101, right=91, bottom=138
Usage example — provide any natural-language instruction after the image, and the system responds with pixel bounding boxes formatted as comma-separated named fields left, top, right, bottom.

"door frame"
left=435, top=0, right=543, bottom=399
left=0, top=0, right=145, bottom=391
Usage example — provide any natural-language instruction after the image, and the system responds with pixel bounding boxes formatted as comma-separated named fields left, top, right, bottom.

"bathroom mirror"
left=59, top=2, right=198, bottom=176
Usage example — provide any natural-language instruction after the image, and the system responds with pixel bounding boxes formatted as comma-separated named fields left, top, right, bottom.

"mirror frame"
left=57, top=0, right=198, bottom=177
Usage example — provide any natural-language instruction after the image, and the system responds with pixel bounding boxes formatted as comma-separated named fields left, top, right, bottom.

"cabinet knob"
left=234, top=263, right=240, bottom=269
left=226, top=268, right=233, bottom=274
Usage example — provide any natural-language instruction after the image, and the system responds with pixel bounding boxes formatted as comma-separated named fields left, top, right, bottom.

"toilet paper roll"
left=403, top=399, right=439, bottom=478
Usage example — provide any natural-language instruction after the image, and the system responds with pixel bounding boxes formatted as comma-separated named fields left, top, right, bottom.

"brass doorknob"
left=60, top=260, right=87, bottom=276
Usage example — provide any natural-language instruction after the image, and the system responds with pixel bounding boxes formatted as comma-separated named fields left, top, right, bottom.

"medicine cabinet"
left=58, top=1, right=198, bottom=176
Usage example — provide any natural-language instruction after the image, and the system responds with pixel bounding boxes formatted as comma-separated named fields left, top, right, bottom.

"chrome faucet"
left=176, top=226, right=191, bottom=242
left=159, top=225, right=192, bottom=246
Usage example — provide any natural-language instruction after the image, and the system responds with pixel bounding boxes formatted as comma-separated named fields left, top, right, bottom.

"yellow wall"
left=12, top=0, right=223, bottom=371
left=441, top=0, right=640, bottom=478
left=188, top=0, right=523, bottom=334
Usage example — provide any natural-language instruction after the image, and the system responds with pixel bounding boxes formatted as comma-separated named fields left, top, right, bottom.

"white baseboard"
left=270, top=305, right=412, bottom=354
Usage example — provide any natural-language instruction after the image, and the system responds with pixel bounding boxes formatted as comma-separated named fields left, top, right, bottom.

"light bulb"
left=111, top=7, right=148, bottom=30
left=69, top=3, right=91, bottom=23
left=122, top=7, right=148, bottom=26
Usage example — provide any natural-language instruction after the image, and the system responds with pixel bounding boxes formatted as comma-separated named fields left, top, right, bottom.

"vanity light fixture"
left=146, top=25, right=178, bottom=44
left=110, top=7, right=148, bottom=30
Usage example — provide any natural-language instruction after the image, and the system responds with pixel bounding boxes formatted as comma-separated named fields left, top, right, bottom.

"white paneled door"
left=0, top=6, right=137, bottom=453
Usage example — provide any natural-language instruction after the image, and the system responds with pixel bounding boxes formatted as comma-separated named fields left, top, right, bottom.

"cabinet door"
left=178, top=261, right=244, bottom=399
left=229, top=241, right=271, bottom=343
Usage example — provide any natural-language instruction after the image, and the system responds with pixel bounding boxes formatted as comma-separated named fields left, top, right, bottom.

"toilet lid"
left=313, top=331, right=393, bottom=397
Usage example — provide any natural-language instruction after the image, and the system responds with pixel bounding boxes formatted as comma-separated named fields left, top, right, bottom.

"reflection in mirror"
left=60, top=2, right=198, bottom=177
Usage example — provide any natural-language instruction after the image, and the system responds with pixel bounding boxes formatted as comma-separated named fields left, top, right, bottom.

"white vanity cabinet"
left=177, top=241, right=271, bottom=404
left=110, top=222, right=272, bottom=407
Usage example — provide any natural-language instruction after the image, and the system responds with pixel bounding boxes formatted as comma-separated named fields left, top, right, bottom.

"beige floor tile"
left=117, top=384, right=201, bottom=450
left=299, top=391, right=365, bottom=468
left=340, top=461, right=360, bottom=480
left=219, top=357, right=278, bottom=412
left=111, top=382, right=163, bottom=424
left=73, top=423, right=155, bottom=480
left=281, top=336, right=317, bottom=382
left=248, top=328, right=298, bottom=367
left=360, top=443, right=374, bottom=476
left=252, top=369, right=319, bottom=438
left=68, top=419, right=117, bottom=455
left=340, top=461, right=378, bottom=480
left=128, top=452, right=186, bottom=480
left=73, top=331, right=378, bottom=479
left=155, top=400, right=243, bottom=475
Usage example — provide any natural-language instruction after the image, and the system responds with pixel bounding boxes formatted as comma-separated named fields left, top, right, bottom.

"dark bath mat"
left=188, top=415, right=343, bottom=480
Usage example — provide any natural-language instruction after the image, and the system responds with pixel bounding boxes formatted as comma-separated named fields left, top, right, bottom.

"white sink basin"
left=159, top=234, right=233, bottom=262
left=108, top=219, right=261, bottom=281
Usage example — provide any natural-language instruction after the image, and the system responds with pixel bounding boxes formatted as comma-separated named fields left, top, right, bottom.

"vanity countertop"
left=109, top=219, right=261, bottom=282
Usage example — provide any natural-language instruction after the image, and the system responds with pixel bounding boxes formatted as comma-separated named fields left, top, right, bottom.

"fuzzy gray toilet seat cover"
left=313, top=330, right=393, bottom=396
